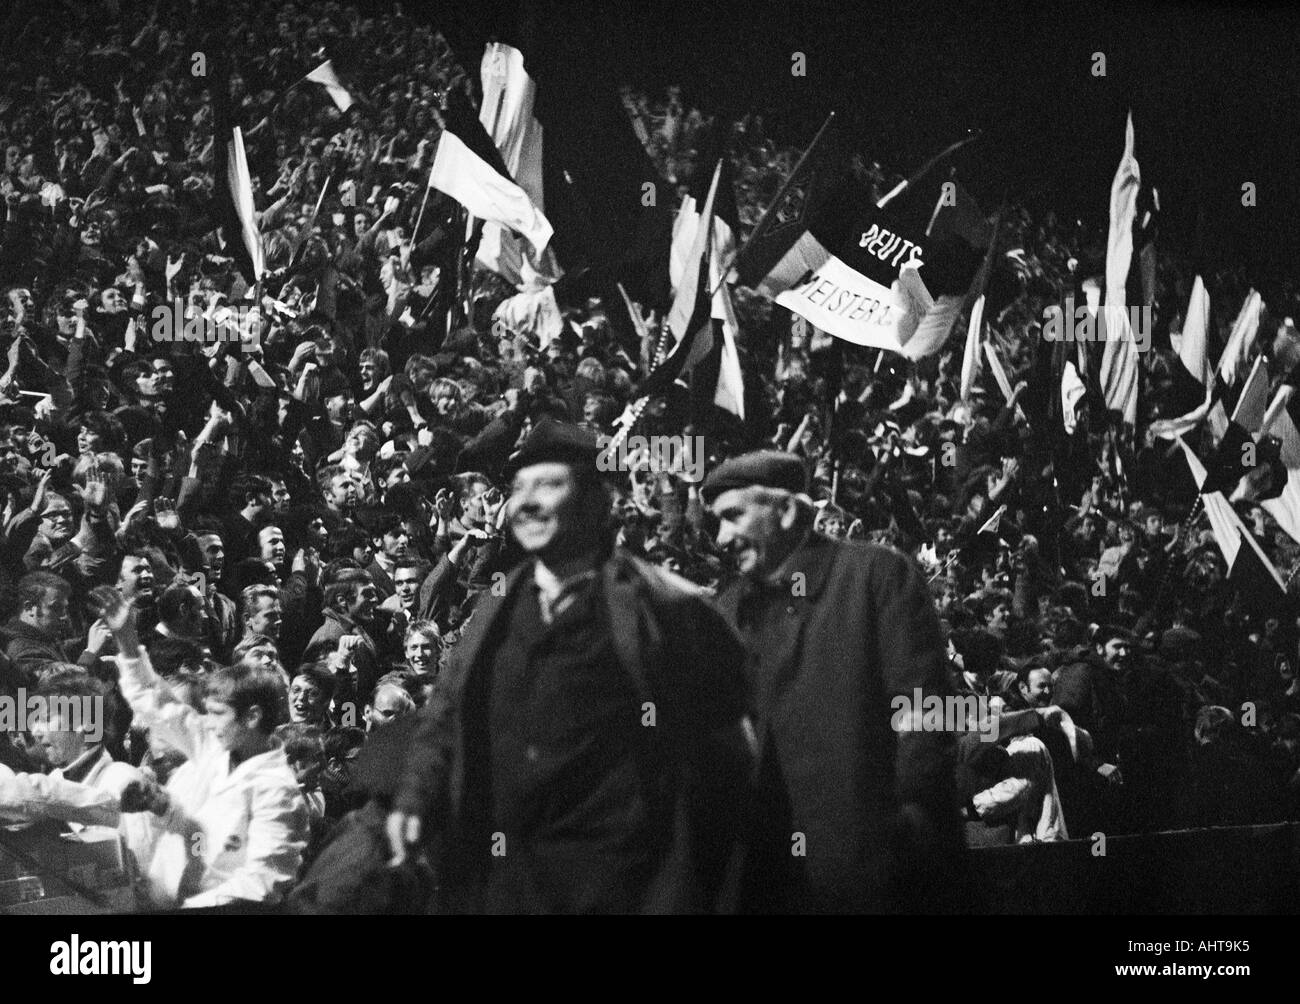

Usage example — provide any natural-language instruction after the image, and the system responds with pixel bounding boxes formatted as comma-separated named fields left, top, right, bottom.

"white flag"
left=227, top=126, right=264, bottom=281
left=305, top=61, right=354, bottom=112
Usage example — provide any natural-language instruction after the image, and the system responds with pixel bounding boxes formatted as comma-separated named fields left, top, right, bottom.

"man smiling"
left=388, top=421, right=754, bottom=914
left=704, top=450, right=967, bottom=913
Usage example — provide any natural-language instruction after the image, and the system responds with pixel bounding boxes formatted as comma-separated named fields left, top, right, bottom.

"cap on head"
left=700, top=451, right=808, bottom=505
left=504, top=420, right=604, bottom=483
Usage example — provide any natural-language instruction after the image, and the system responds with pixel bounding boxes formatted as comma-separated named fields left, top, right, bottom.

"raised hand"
left=153, top=496, right=180, bottom=532
left=88, top=585, right=135, bottom=634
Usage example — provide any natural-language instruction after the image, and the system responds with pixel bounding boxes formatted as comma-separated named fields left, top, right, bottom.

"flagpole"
left=288, top=169, right=334, bottom=267
left=876, top=130, right=982, bottom=210
left=714, top=110, right=836, bottom=297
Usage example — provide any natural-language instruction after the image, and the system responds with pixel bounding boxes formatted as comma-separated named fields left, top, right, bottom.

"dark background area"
left=435, top=0, right=1300, bottom=275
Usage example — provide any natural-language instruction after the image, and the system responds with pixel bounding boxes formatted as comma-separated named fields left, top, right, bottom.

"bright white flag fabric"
left=1099, top=113, right=1140, bottom=424
left=227, top=126, right=264, bottom=280
left=428, top=131, right=553, bottom=256
left=305, top=61, right=354, bottom=112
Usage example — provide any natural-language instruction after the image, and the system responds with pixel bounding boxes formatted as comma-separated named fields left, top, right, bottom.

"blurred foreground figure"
left=388, top=422, right=754, bottom=914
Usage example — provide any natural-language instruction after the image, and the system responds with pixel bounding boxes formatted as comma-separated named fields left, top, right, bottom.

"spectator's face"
left=359, top=358, right=380, bottom=388
left=353, top=214, right=368, bottom=238
left=117, top=556, right=156, bottom=604
left=1144, top=514, right=1163, bottom=537
left=365, top=689, right=410, bottom=730
left=379, top=527, right=410, bottom=560
left=987, top=602, right=1011, bottom=631
left=1019, top=669, right=1053, bottom=708
left=100, top=288, right=126, bottom=313
left=270, top=480, right=291, bottom=512
left=1100, top=637, right=1132, bottom=672
left=710, top=487, right=798, bottom=578
left=258, top=526, right=286, bottom=565
left=346, top=582, right=380, bottom=622
left=8, top=287, right=33, bottom=317
left=77, top=426, right=102, bottom=456
left=29, top=587, right=70, bottom=635
left=136, top=360, right=174, bottom=398
left=197, top=533, right=225, bottom=578
left=246, top=597, right=282, bottom=641
left=39, top=500, right=75, bottom=544
left=405, top=631, right=437, bottom=671
left=288, top=676, right=328, bottom=724
left=326, top=392, right=353, bottom=424
left=344, top=426, right=377, bottom=458
left=204, top=698, right=261, bottom=753
left=393, top=567, right=420, bottom=608
left=31, top=709, right=86, bottom=767
left=328, top=474, right=359, bottom=509
left=4, top=146, right=19, bottom=172
left=130, top=457, right=147, bottom=479
left=509, top=462, right=596, bottom=557
left=459, top=480, right=492, bottom=526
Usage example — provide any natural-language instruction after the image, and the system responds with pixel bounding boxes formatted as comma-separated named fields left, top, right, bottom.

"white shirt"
left=117, top=651, right=309, bottom=909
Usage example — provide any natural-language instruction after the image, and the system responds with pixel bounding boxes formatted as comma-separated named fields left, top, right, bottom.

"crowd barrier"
left=971, top=823, right=1300, bottom=913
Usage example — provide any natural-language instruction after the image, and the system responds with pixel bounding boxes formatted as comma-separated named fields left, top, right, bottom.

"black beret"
left=502, top=419, right=607, bottom=483
left=700, top=450, right=808, bottom=504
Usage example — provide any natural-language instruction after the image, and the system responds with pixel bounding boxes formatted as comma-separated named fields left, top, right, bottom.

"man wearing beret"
left=703, top=450, right=968, bottom=912
left=387, top=421, right=755, bottom=913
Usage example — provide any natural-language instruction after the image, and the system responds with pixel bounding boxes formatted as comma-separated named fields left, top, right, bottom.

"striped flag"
left=427, top=131, right=553, bottom=256
left=1179, top=437, right=1287, bottom=602
left=635, top=160, right=720, bottom=400
left=670, top=136, right=744, bottom=417
left=475, top=42, right=562, bottom=288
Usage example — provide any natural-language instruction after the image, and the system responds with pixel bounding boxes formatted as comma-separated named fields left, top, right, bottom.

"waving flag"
left=475, top=42, right=562, bottom=288
left=427, top=100, right=553, bottom=257
left=305, top=60, right=354, bottom=113
left=635, top=160, right=720, bottom=400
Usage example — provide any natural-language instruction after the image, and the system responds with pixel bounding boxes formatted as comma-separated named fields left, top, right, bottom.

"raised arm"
left=91, top=585, right=203, bottom=762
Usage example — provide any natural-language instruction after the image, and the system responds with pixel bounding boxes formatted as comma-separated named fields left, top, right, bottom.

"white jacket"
left=117, top=651, right=309, bottom=909
left=0, top=760, right=120, bottom=827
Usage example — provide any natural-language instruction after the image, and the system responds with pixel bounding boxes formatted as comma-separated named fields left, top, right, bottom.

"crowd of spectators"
left=2, top=0, right=1300, bottom=909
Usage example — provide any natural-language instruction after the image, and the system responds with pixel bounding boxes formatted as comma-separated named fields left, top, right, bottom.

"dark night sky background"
left=440, top=0, right=1300, bottom=275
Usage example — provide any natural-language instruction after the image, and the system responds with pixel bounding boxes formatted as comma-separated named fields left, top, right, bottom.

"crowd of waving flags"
left=202, top=18, right=1300, bottom=602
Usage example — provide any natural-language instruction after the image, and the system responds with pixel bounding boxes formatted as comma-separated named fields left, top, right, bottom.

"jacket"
left=116, top=649, right=310, bottom=909
left=715, top=534, right=968, bottom=913
left=394, top=549, right=753, bottom=913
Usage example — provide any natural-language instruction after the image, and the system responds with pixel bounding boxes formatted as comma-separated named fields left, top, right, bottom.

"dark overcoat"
left=715, top=533, right=967, bottom=913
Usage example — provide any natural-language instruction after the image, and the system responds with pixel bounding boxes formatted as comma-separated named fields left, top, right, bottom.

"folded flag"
left=1098, top=113, right=1141, bottom=425
left=226, top=126, right=264, bottom=282
left=1178, top=275, right=1212, bottom=385
left=1218, top=289, right=1263, bottom=386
